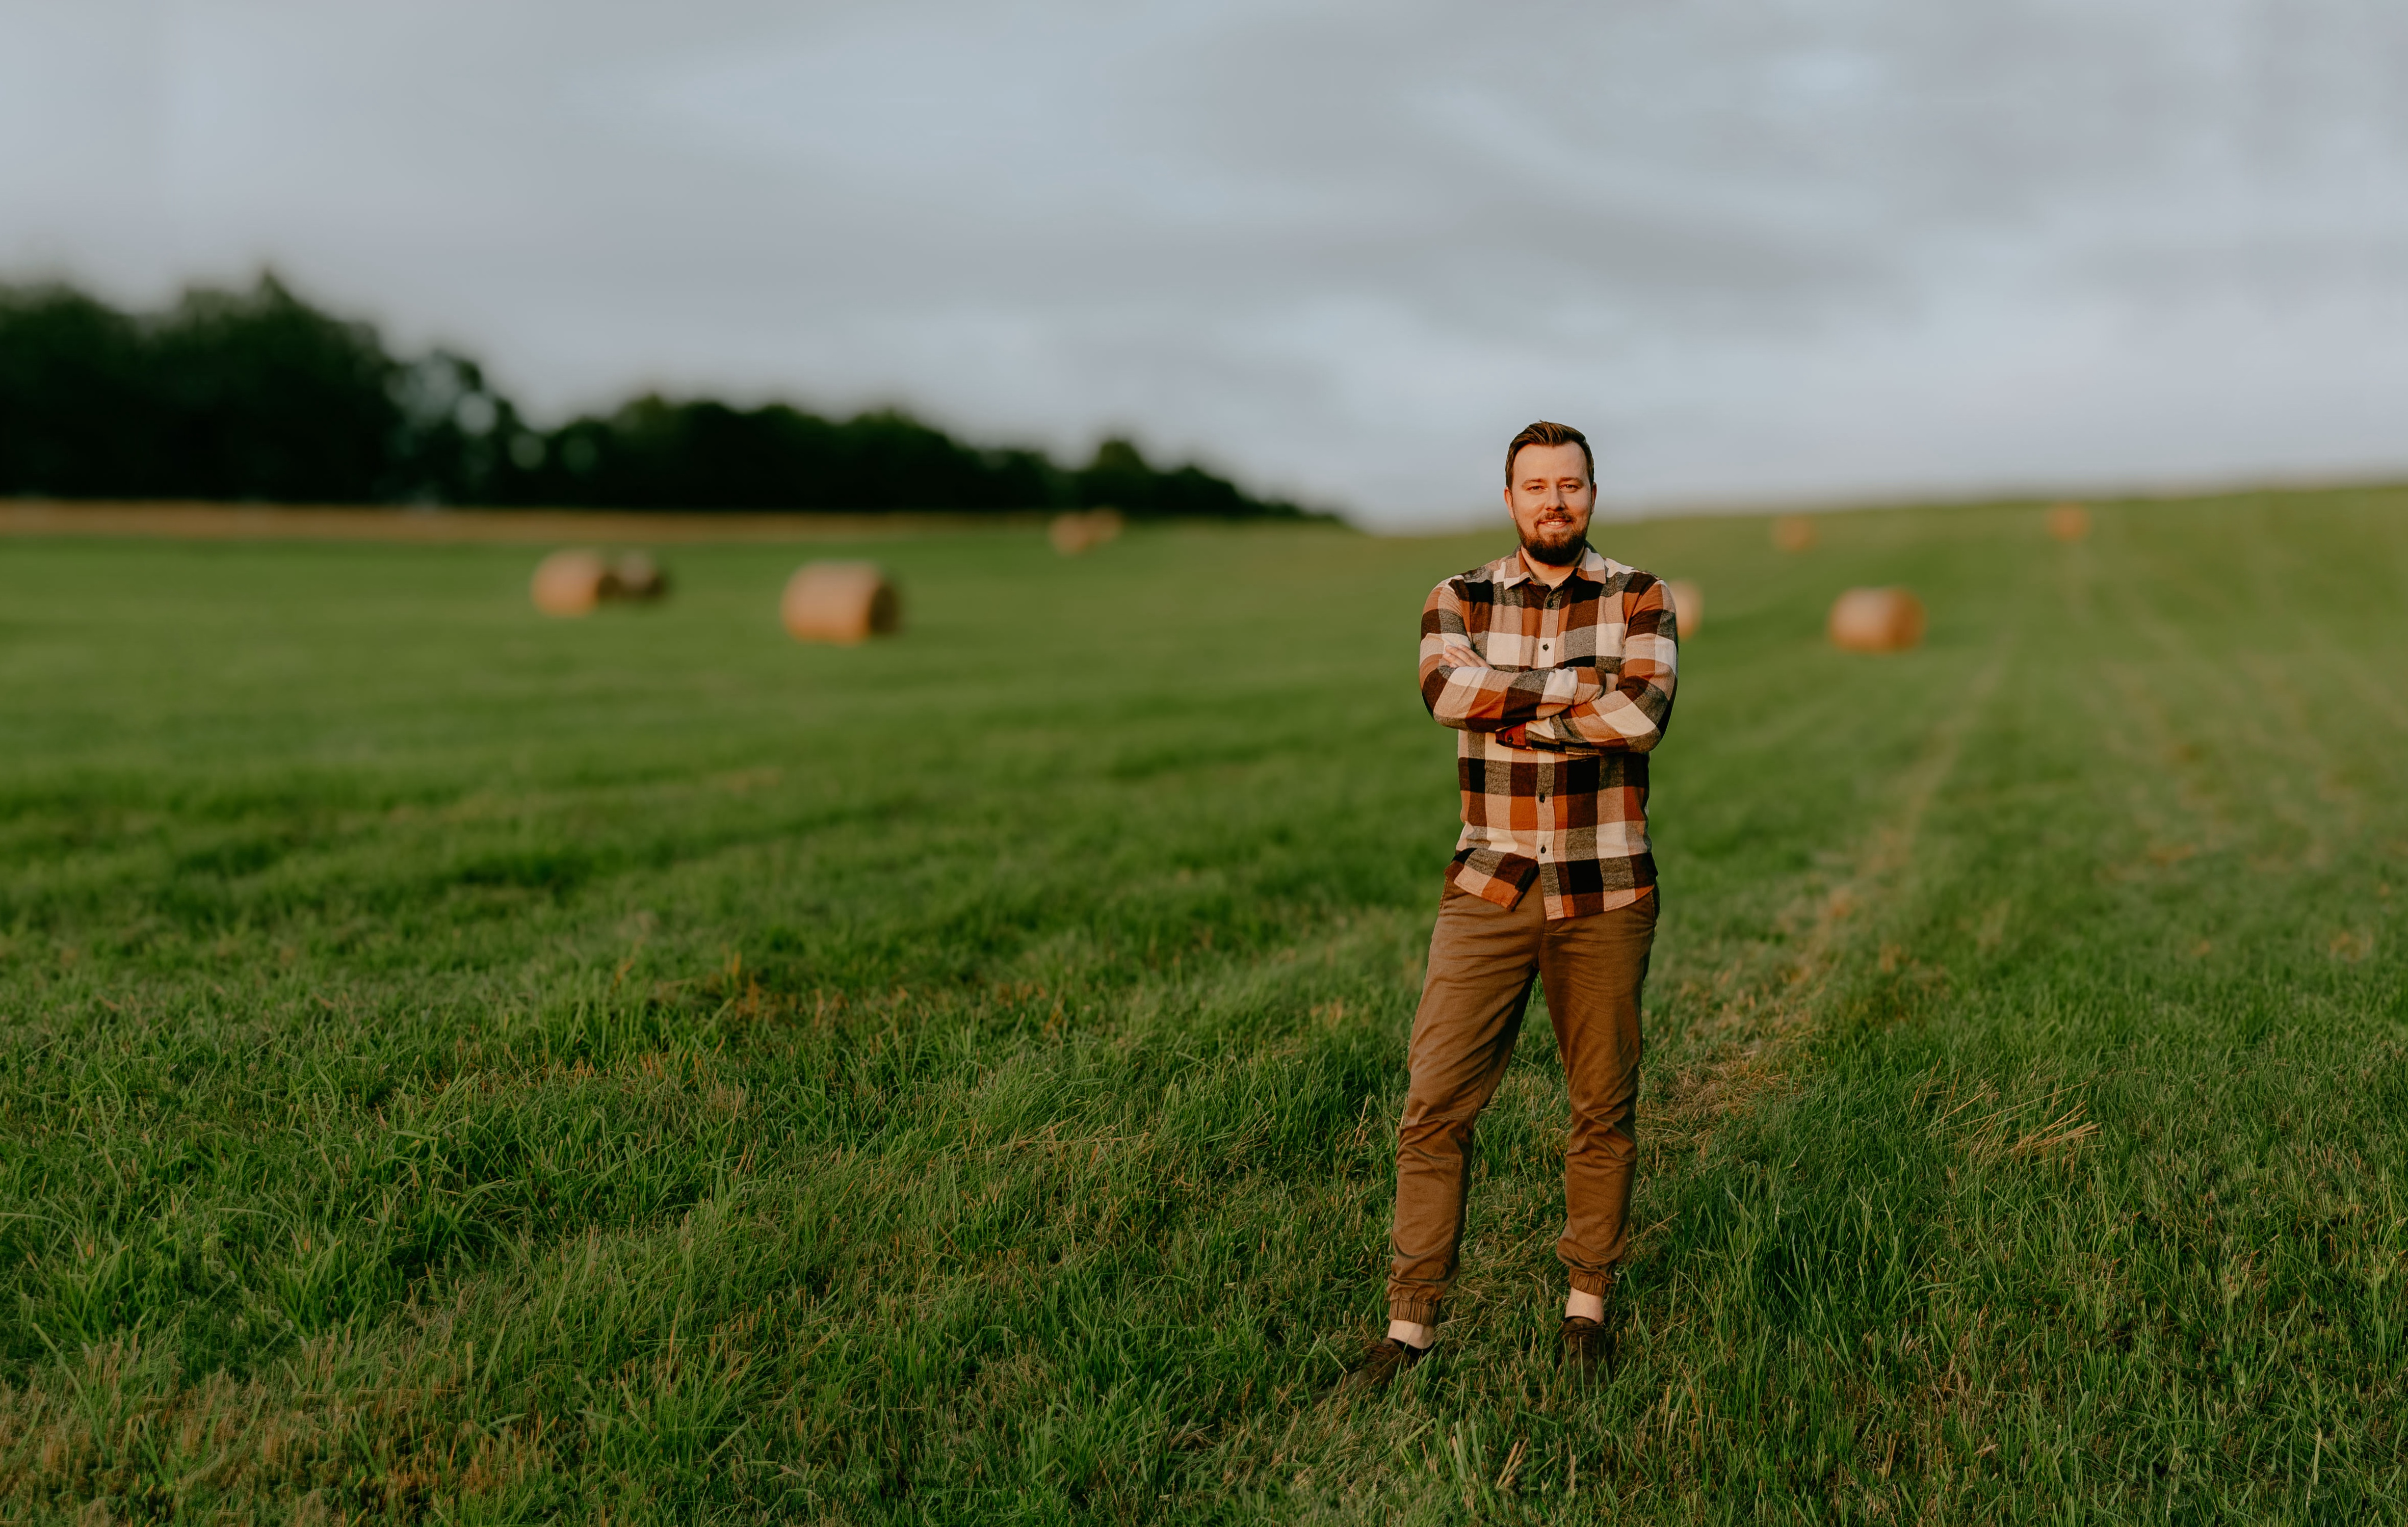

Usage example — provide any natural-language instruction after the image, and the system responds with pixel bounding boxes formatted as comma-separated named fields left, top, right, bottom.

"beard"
left=1520, top=523, right=1588, bottom=565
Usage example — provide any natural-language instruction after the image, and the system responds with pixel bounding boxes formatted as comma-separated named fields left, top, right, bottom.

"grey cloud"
left=2, top=0, right=2403, bottom=523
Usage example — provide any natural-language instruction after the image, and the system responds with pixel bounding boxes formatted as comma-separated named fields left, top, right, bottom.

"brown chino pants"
left=1386, top=882, right=1656, bottom=1325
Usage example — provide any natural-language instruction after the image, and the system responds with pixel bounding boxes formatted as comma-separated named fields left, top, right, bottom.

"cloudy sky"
left=4, top=1, right=2404, bottom=526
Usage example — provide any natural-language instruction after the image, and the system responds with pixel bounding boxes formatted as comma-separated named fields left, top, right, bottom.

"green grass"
left=0, top=489, right=2402, bottom=1522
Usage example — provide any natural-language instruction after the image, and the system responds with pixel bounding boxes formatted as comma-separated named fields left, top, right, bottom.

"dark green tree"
left=142, top=276, right=400, bottom=501
left=0, top=284, right=160, bottom=496
left=0, top=276, right=1328, bottom=519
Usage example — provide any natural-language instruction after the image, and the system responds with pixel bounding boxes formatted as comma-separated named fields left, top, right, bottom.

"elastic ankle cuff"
left=1388, top=1300, right=1442, bottom=1326
left=1566, top=1271, right=1616, bottom=1297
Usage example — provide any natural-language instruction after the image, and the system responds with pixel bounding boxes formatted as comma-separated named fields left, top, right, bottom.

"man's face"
left=1504, top=442, right=1595, bottom=566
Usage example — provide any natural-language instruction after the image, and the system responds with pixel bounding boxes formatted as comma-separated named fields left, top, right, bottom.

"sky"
left=3, top=0, right=2404, bottom=528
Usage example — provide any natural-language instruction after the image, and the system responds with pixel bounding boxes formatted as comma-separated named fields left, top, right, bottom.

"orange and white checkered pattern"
left=1418, top=544, right=1679, bottom=920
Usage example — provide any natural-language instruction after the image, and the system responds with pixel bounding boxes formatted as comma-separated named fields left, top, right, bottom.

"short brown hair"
left=1506, top=420, right=1593, bottom=486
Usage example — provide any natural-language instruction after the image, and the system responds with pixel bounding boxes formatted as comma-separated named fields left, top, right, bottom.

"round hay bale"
left=2045, top=502, right=2091, bottom=542
left=610, top=551, right=669, bottom=601
left=1772, top=515, right=1817, bottom=553
left=1666, top=578, right=1704, bottom=636
left=531, top=549, right=611, bottom=617
left=1049, top=507, right=1126, bottom=555
left=1827, top=587, right=1926, bottom=653
left=782, top=561, right=901, bottom=644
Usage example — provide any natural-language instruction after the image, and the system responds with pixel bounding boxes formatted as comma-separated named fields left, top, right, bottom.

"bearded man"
left=1349, top=419, right=1679, bottom=1389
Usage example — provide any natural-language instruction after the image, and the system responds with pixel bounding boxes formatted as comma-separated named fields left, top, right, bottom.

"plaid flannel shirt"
left=1418, top=544, right=1679, bottom=920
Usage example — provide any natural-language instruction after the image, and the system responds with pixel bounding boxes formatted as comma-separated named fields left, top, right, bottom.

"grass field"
left=2, top=489, right=2403, bottom=1523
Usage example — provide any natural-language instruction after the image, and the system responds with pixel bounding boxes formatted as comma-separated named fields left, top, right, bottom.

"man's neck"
left=1519, top=545, right=1584, bottom=588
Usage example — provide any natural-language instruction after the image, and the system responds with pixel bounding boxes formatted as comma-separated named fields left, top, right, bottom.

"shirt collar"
left=1495, top=543, right=1612, bottom=588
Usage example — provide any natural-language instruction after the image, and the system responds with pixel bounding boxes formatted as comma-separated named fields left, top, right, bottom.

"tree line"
left=0, top=276, right=1325, bottom=518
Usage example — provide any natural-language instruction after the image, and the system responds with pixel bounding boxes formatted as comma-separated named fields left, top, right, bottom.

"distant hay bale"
left=1772, top=515, right=1817, bottom=553
left=531, top=549, right=612, bottom=616
left=2045, top=502, right=2091, bottom=542
left=1666, top=578, right=1704, bottom=636
left=782, top=561, right=901, bottom=644
left=610, top=551, right=668, bottom=600
left=531, top=548, right=669, bottom=615
left=1827, top=587, right=1926, bottom=653
left=1050, top=508, right=1126, bottom=555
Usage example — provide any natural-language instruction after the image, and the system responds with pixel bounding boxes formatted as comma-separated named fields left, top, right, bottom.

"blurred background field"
left=1, top=489, right=2402, bottom=1520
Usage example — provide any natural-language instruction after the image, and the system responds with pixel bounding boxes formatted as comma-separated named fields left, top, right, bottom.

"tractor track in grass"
left=1639, top=634, right=2016, bottom=1184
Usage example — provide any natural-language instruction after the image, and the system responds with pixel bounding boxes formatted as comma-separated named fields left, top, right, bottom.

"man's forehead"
left=1513, top=443, right=1589, bottom=477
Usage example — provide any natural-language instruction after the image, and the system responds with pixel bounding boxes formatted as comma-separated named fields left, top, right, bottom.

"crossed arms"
left=1415, top=575, right=1678, bottom=753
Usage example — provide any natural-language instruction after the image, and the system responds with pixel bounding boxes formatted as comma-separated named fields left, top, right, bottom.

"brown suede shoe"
left=1343, top=1336, right=1429, bottom=1394
left=1559, top=1314, right=1615, bottom=1377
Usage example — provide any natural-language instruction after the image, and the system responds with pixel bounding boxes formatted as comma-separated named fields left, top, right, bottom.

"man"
left=1350, top=419, right=1678, bottom=1390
